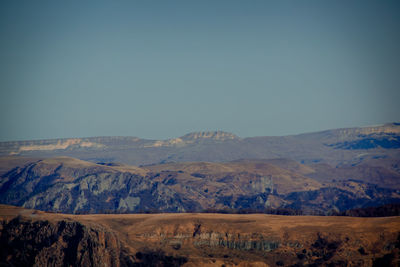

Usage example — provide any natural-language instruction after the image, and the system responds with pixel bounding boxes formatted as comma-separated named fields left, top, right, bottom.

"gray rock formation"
left=0, top=217, right=132, bottom=267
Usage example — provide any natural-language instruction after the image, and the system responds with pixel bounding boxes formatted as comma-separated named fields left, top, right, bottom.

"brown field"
left=1, top=204, right=399, bottom=266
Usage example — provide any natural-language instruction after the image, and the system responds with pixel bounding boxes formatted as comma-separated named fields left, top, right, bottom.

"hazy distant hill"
left=1, top=123, right=399, bottom=167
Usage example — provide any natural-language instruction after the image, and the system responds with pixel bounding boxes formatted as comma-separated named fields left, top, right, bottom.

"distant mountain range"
left=0, top=123, right=399, bottom=215
left=1, top=122, right=399, bottom=166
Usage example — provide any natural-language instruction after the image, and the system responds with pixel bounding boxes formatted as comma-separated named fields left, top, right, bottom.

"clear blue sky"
left=1, top=0, right=399, bottom=141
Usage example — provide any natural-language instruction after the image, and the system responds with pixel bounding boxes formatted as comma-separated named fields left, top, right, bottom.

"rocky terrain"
left=1, top=124, right=399, bottom=216
left=0, top=205, right=399, bottom=266
left=0, top=156, right=399, bottom=215
left=0, top=124, right=399, bottom=266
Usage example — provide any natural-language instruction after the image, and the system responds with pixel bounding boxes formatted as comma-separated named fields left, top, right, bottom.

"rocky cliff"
left=0, top=216, right=132, bottom=267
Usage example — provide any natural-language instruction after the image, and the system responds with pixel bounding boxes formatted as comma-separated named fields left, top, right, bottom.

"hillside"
left=1, top=156, right=399, bottom=215
left=1, top=205, right=399, bottom=266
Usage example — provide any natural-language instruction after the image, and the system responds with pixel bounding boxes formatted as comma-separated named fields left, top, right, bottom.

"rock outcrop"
left=0, top=216, right=132, bottom=267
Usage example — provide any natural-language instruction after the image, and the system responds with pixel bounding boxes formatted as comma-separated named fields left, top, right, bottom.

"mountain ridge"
left=1, top=122, right=399, bottom=169
left=1, top=122, right=399, bottom=144
left=1, top=156, right=399, bottom=215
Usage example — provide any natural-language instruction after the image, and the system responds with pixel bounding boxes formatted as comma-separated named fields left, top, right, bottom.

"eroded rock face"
left=0, top=217, right=133, bottom=267
left=193, top=233, right=279, bottom=251
left=155, top=230, right=280, bottom=252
